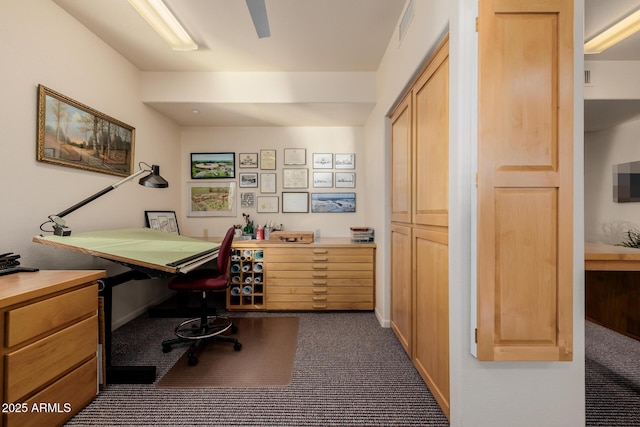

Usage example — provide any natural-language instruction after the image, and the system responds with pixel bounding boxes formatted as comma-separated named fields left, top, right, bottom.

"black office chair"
left=161, top=226, right=241, bottom=366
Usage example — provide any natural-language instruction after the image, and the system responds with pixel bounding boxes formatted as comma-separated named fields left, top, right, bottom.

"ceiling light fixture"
left=128, top=0, right=198, bottom=51
left=584, top=8, right=640, bottom=54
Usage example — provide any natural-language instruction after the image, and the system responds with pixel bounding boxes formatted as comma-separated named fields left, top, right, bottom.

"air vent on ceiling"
left=399, top=0, right=414, bottom=41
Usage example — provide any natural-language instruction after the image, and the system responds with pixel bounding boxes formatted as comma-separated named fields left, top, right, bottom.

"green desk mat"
left=41, top=228, right=220, bottom=268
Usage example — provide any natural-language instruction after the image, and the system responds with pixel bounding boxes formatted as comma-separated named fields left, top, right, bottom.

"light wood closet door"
left=390, top=223, right=412, bottom=355
left=477, top=0, right=574, bottom=361
left=413, top=226, right=449, bottom=417
left=390, top=94, right=412, bottom=224
left=413, top=46, right=449, bottom=227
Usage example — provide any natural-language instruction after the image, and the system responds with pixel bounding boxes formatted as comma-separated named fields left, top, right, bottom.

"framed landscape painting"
left=190, top=152, right=235, bottom=179
left=37, top=85, right=134, bottom=177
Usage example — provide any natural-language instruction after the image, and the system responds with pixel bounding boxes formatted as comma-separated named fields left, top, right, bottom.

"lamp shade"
left=139, top=165, right=169, bottom=188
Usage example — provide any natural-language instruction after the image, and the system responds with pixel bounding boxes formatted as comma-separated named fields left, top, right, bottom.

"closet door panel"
left=390, top=223, right=413, bottom=356
left=390, top=94, right=412, bottom=224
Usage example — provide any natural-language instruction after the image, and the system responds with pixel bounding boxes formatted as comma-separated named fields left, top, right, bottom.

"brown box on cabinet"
left=269, top=231, right=314, bottom=243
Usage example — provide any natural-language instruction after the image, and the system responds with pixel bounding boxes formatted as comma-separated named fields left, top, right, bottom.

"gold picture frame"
left=37, top=85, right=135, bottom=177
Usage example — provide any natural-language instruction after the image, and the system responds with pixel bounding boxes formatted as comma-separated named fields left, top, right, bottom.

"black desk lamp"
left=43, top=162, right=169, bottom=236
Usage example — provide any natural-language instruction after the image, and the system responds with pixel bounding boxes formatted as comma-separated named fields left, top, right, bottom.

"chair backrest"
left=216, top=226, right=235, bottom=273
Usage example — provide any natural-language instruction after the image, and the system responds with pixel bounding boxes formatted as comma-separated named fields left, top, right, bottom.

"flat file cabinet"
left=227, top=238, right=375, bottom=311
left=0, top=270, right=104, bottom=427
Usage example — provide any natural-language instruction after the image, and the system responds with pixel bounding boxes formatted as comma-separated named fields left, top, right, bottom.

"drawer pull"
left=312, top=296, right=327, bottom=301
left=313, top=304, right=328, bottom=309
left=312, top=249, right=328, bottom=254
left=313, top=256, right=328, bottom=262
left=313, top=288, right=328, bottom=294
left=312, top=273, right=327, bottom=278
left=312, top=280, right=327, bottom=285
left=312, top=264, right=327, bottom=270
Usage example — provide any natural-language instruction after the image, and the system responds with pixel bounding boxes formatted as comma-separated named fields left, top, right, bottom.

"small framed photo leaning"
left=190, top=152, right=235, bottom=179
left=37, top=84, right=134, bottom=177
left=144, top=210, right=180, bottom=234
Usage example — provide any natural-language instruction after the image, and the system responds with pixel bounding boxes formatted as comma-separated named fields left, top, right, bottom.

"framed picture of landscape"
left=187, top=182, right=237, bottom=217
left=36, top=84, right=134, bottom=177
left=190, top=152, right=235, bottom=179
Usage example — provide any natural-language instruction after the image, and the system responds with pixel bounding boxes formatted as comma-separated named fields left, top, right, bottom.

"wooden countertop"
left=0, top=270, right=105, bottom=308
left=585, top=242, right=640, bottom=271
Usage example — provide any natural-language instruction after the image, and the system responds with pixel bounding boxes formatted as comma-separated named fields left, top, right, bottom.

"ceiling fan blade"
left=246, top=0, right=270, bottom=38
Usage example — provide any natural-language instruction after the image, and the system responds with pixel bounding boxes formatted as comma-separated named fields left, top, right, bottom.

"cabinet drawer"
left=267, top=293, right=373, bottom=303
left=4, top=357, right=97, bottom=427
left=5, top=285, right=97, bottom=347
left=267, top=270, right=374, bottom=280
left=5, top=315, right=97, bottom=402
left=266, top=262, right=372, bottom=271
left=267, top=247, right=373, bottom=256
left=268, top=285, right=373, bottom=296
left=267, top=254, right=373, bottom=263
left=267, top=301, right=374, bottom=311
left=268, top=277, right=373, bottom=286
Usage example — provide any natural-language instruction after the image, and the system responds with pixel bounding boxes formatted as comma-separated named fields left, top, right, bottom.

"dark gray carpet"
left=65, top=310, right=450, bottom=426
left=585, top=321, right=640, bottom=426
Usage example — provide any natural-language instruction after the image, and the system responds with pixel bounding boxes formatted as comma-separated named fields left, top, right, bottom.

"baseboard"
left=112, top=291, right=176, bottom=331
left=375, top=307, right=390, bottom=328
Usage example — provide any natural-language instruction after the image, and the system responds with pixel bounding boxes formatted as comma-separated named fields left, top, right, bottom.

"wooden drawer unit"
left=266, top=246, right=375, bottom=311
left=227, top=239, right=376, bottom=311
left=0, top=270, right=104, bottom=427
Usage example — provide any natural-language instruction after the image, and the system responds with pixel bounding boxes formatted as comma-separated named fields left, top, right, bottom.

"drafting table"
left=33, top=228, right=221, bottom=384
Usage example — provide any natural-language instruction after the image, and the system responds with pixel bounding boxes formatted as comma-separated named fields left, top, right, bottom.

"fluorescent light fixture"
left=584, top=8, right=640, bottom=54
left=128, top=0, right=198, bottom=51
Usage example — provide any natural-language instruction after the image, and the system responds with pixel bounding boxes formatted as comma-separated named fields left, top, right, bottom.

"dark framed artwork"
left=190, top=152, right=235, bottom=179
left=144, top=210, right=179, bottom=234
left=311, top=192, right=356, bottom=213
left=37, top=84, right=134, bottom=177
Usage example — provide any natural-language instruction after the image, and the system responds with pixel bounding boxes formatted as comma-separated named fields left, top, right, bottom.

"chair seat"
left=168, top=269, right=228, bottom=291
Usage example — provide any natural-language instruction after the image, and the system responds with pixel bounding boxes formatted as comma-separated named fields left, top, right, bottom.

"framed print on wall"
left=239, top=172, right=258, bottom=188
left=144, top=210, right=179, bottom=234
left=335, top=172, right=355, bottom=188
left=282, top=192, right=309, bottom=213
left=284, top=148, right=306, bottom=165
left=283, top=168, right=308, bottom=189
left=190, top=152, right=235, bottom=179
left=239, top=153, right=258, bottom=168
left=257, top=196, right=279, bottom=213
left=37, top=85, right=134, bottom=177
left=187, top=182, right=237, bottom=217
left=260, top=149, right=276, bottom=170
left=313, top=171, right=333, bottom=188
left=260, top=172, right=277, bottom=193
left=313, top=153, right=333, bottom=169
left=311, top=192, right=356, bottom=213
left=335, top=153, right=355, bottom=169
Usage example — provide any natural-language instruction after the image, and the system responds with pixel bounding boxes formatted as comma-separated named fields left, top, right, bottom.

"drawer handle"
left=312, top=280, right=327, bottom=285
left=312, top=264, right=327, bottom=270
left=312, top=296, right=327, bottom=301
left=313, top=250, right=328, bottom=254
left=313, top=304, right=327, bottom=309
left=313, top=288, right=327, bottom=294
left=313, top=256, right=328, bottom=262
left=312, top=273, right=327, bottom=278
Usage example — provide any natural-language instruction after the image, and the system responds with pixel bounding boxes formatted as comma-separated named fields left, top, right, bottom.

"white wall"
left=178, top=126, right=366, bottom=238
left=585, top=118, right=640, bottom=243
left=0, top=0, right=181, bottom=329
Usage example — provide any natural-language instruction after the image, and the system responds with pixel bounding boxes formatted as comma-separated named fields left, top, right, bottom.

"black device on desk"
left=0, top=252, right=39, bottom=276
